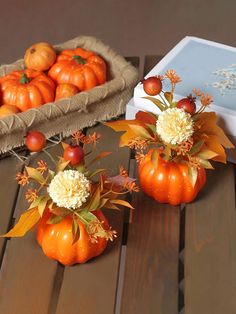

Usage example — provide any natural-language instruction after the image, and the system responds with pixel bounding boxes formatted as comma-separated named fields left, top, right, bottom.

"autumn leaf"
left=1, top=208, right=40, bottom=238
left=61, top=142, right=69, bottom=150
left=56, top=158, right=70, bottom=173
left=110, top=199, right=134, bottom=209
left=128, top=124, right=153, bottom=139
left=87, top=151, right=112, bottom=167
left=188, top=166, right=198, bottom=187
left=142, top=96, right=165, bottom=111
left=197, top=149, right=218, bottom=160
left=135, top=110, right=157, bottom=125
left=26, top=167, right=45, bottom=184
left=38, top=195, right=50, bottom=217
left=164, top=92, right=173, bottom=104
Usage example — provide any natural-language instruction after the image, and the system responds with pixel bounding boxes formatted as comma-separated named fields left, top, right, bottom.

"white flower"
left=48, top=170, right=90, bottom=209
left=156, top=108, right=194, bottom=145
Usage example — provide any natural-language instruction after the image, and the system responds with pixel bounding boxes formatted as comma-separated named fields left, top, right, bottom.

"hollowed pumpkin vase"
left=37, top=208, right=109, bottom=266
left=138, top=150, right=206, bottom=206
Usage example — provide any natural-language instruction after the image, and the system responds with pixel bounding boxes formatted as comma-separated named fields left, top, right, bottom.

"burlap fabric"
left=0, top=36, right=139, bottom=153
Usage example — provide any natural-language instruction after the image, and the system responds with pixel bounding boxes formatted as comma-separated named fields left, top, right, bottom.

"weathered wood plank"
left=56, top=124, right=131, bottom=314
left=0, top=145, right=62, bottom=314
left=185, top=163, right=236, bottom=314
left=121, top=55, right=180, bottom=313
left=121, top=179, right=180, bottom=314
left=0, top=156, right=23, bottom=264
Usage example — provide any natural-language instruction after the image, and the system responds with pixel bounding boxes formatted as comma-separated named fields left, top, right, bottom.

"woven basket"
left=0, top=36, right=139, bottom=153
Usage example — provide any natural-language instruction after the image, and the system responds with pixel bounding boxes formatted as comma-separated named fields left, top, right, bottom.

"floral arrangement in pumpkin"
left=1, top=131, right=138, bottom=266
left=106, top=70, right=234, bottom=205
left=0, top=42, right=107, bottom=117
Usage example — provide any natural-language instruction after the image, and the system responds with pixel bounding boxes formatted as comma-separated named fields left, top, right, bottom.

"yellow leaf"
left=105, top=120, right=146, bottom=147
left=61, top=142, right=69, bottom=150
left=26, top=167, right=45, bottom=184
left=197, top=149, right=218, bottom=160
left=1, top=208, right=40, bottom=238
left=38, top=195, right=50, bottom=217
left=56, top=158, right=70, bottom=173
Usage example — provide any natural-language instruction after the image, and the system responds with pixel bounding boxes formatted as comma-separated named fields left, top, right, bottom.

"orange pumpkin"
left=0, top=69, right=55, bottom=112
left=0, top=105, right=19, bottom=117
left=138, top=150, right=206, bottom=206
left=37, top=209, right=109, bottom=266
left=55, top=83, right=79, bottom=100
left=24, top=42, right=57, bottom=71
left=48, top=47, right=106, bottom=91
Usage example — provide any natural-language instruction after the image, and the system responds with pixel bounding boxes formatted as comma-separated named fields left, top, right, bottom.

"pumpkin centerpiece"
left=0, top=69, right=55, bottom=111
left=1, top=131, right=137, bottom=266
left=48, top=47, right=107, bottom=91
left=106, top=70, right=234, bottom=206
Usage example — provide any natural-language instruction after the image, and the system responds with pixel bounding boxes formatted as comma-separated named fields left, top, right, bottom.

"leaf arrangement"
left=2, top=131, right=138, bottom=243
left=106, top=70, right=234, bottom=186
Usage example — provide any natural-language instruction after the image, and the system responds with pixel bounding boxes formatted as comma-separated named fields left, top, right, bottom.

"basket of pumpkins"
left=0, top=36, right=138, bottom=153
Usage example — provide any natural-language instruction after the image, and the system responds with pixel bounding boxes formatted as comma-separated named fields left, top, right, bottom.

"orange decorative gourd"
left=0, top=105, right=19, bottom=117
left=37, top=209, right=109, bottom=266
left=55, top=83, right=79, bottom=100
left=48, top=47, right=106, bottom=91
left=0, top=69, right=55, bottom=111
left=138, top=150, right=206, bottom=206
left=24, top=42, right=57, bottom=71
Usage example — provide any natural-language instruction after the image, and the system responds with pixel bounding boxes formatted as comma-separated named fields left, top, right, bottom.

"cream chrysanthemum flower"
left=156, top=108, right=194, bottom=145
left=48, top=170, right=90, bottom=209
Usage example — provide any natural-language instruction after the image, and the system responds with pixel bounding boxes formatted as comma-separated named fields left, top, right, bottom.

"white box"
left=126, top=36, right=236, bottom=162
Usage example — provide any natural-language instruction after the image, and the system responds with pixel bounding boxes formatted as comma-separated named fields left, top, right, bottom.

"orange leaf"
left=1, top=208, right=40, bottom=238
left=111, top=199, right=134, bottom=209
left=135, top=111, right=157, bottom=125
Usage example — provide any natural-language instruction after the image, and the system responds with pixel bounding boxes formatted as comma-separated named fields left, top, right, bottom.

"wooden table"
left=0, top=57, right=236, bottom=314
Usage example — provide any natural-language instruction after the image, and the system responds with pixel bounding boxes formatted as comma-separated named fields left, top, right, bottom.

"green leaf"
left=146, top=124, right=157, bottom=134
left=61, top=142, right=69, bottom=150
left=79, top=211, right=97, bottom=223
left=26, top=167, right=45, bottom=184
left=128, top=124, right=152, bottom=139
left=142, top=96, right=165, bottom=111
left=28, top=195, right=44, bottom=210
left=75, top=163, right=85, bottom=173
left=188, top=166, right=198, bottom=187
left=47, top=215, right=63, bottom=224
left=48, top=169, right=55, bottom=181
left=1, top=208, right=40, bottom=237
left=164, top=92, right=173, bottom=104
left=189, top=140, right=204, bottom=155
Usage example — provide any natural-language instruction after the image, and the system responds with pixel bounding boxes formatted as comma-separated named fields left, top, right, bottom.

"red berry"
left=176, top=95, right=196, bottom=115
left=25, top=131, right=46, bottom=152
left=63, top=145, right=84, bottom=166
left=142, top=76, right=162, bottom=96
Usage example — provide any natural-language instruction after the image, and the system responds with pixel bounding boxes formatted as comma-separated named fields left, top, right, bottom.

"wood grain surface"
left=185, top=163, right=236, bottom=314
left=55, top=123, right=130, bottom=314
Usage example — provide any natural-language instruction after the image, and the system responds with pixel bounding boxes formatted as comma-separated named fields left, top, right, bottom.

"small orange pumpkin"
left=0, top=69, right=55, bottom=112
left=138, top=150, right=206, bottom=205
left=55, top=83, right=79, bottom=101
left=37, top=209, right=109, bottom=266
left=24, top=42, right=57, bottom=71
left=48, top=47, right=107, bottom=91
left=0, top=104, right=19, bottom=117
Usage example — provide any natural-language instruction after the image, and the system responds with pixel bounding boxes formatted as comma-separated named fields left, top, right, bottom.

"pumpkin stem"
left=20, top=73, right=31, bottom=84
left=72, top=55, right=86, bottom=65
